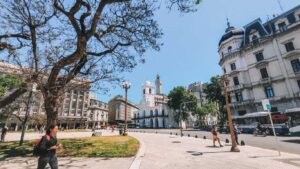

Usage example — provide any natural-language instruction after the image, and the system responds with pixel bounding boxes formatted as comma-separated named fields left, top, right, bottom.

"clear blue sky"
left=97, top=0, right=300, bottom=103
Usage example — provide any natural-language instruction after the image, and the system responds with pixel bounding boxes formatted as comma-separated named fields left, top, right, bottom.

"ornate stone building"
left=218, top=5, right=300, bottom=122
left=133, top=75, right=178, bottom=128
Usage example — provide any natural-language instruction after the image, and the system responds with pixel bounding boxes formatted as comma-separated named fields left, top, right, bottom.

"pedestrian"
left=211, top=125, right=223, bottom=147
left=37, top=125, right=63, bottom=169
left=40, top=126, right=45, bottom=134
left=233, top=122, right=239, bottom=145
left=1, top=125, right=8, bottom=142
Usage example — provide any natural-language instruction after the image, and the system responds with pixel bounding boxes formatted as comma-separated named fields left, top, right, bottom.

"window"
left=260, top=68, right=269, bottom=79
left=143, top=89, right=145, bottom=94
left=228, top=46, right=232, bottom=54
left=252, top=35, right=259, bottom=45
left=233, top=76, right=239, bottom=86
left=285, top=42, right=295, bottom=52
left=149, top=88, right=152, bottom=94
left=265, top=86, right=275, bottom=98
left=278, top=22, right=287, bottom=32
left=255, top=52, right=264, bottom=62
left=223, top=68, right=226, bottom=73
left=297, top=80, right=300, bottom=89
left=235, top=92, right=243, bottom=102
left=230, top=63, right=236, bottom=71
left=291, top=59, right=300, bottom=73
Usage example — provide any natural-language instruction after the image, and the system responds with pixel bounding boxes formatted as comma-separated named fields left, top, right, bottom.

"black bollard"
left=225, top=138, right=229, bottom=143
left=175, top=133, right=178, bottom=135
left=203, top=136, right=206, bottom=139
left=181, top=134, right=184, bottom=137
left=195, top=135, right=198, bottom=138
left=188, top=134, right=190, bottom=137
left=241, top=140, right=245, bottom=146
left=170, top=132, right=172, bottom=135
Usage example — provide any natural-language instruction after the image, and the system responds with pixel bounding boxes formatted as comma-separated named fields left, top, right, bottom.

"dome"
left=219, top=27, right=244, bottom=46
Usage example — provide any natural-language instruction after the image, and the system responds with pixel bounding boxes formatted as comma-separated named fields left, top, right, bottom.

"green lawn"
left=0, top=136, right=139, bottom=158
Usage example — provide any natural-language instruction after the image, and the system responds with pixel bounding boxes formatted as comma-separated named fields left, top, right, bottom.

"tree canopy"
left=167, top=86, right=198, bottom=123
left=0, top=0, right=201, bottom=127
left=204, top=75, right=227, bottom=125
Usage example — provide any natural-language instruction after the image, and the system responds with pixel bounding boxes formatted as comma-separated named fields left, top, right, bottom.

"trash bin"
left=119, top=129, right=123, bottom=135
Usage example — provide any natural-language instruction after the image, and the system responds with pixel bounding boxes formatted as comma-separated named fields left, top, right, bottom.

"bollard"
left=156, top=131, right=157, bottom=134
left=170, top=132, right=172, bottom=135
left=175, top=133, right=178, bottom=135
left=225, top=138, right=229, bottom=143
left=188, top=134, right=190, bottom=137
left=203, top=136, right=206, bottom=139
left=195, top=135, right=198, bottom=138
left=181, top=134, right=184, bottom=137
left=241, top=140, right=245, bottom=146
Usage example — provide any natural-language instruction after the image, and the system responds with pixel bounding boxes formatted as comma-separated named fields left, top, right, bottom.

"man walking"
left=1, top=125, right=8, bottom=142
left=233, top=122, right=239, bottom=145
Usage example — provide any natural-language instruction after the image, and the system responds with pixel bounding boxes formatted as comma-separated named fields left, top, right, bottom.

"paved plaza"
left=1, top=131, right=300, bottom=169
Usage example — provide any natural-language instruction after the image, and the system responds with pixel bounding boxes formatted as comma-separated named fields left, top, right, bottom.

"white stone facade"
left=133, top=75, right=178, bottom=128
left=218, top=5, right=300, bottom=117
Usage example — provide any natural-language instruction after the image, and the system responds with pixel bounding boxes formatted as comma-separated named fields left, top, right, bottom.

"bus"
left=285, top=108, right=300, bottom=134
left=233, top=111, right=289, bottom=135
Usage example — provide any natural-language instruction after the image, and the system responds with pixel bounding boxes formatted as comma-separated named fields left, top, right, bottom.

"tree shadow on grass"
left=0, top=142, right=32, bottom=160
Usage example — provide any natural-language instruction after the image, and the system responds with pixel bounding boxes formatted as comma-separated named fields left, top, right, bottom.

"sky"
left=96, top=0, right=300, bottom=103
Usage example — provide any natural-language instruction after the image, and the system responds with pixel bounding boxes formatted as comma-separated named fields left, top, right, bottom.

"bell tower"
left=155, top=74, right=162, bottom=94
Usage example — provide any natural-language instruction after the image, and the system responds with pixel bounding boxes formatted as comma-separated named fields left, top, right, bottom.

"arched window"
left=143, top=110, right=146, bottom=118
left=162, top=109, right=165, bottom=116
left=155, top=109, right=158, bottom=116
left=227, top=46, right=232, bottom=54
left=143, top=89, right=145, bottom=94
left=149, top=88, right=152, bottom=94
left=252, top=35, right=259, bottom=45
left=150, top=110, right=153, bottom=117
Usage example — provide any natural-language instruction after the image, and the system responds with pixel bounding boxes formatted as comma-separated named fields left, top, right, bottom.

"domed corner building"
left=132, top=75, right=178, bottom=129
left=217, top=5, right=300, bottom=133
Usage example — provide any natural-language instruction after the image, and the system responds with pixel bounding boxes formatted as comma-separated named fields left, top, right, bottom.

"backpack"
left=33, top=135, right=50, bottom=156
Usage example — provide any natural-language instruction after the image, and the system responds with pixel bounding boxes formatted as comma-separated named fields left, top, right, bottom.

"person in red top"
left=211, top=125, right=223, bottom=147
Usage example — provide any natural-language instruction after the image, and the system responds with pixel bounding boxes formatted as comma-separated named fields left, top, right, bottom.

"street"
left=129, top=129, right=300, bottom=155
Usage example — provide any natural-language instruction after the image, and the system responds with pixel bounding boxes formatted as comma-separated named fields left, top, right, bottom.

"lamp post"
left=218, top=74, right=240, bottom=152
left=19, top=83, right=37, bottom=146
left=122, top=81, right=131, bottom=136
left=101, top=112, right=104, bottom=128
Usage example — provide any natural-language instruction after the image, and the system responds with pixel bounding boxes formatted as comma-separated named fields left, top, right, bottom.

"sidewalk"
left=4, top=130, right=119, bottom=142
left=129, top=132, right=300, bottom=169
left=1, top=132, right=300, bottom=169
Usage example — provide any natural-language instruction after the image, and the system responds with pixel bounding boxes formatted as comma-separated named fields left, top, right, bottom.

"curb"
left=129, top=134, right=146, bottom=169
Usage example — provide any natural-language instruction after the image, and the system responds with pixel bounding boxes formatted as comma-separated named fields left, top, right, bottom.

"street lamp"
left=122, top=81, right=131, bottom=136
left=19, top=83, right=37, bottom=146
left=101, top=112, right=104, bottom=127
left=218, top=74, right=240, bottom=152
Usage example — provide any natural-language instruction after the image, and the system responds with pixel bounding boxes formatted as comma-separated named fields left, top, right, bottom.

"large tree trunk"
left=44, top=91, right=62, bottom=128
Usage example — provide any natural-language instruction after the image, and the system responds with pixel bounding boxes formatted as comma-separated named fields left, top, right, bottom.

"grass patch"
left=0, top=136, right=139, bottom=159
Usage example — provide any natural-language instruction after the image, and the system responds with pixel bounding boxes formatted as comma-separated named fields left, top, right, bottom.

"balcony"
left=219, top=48, right=241, bottom=65
left=230, top=99, right=254, bottom=107
left=251, top=75, right=284, bottom=86
left=282, top=48, right=300, bottom=59
left=227, top=83, right=252, bottom=92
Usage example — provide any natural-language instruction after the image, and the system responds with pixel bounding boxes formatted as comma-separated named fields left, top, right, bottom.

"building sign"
left=262, top=99, right=271, bottom=111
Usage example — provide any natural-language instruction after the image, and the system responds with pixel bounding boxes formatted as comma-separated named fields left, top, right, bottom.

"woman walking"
left=37, top=125, right=62, bottom=169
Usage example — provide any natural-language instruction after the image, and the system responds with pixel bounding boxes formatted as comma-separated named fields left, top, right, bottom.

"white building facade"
left=133, top=75, right=178, bottom=128
left=218, top=5, right=300, bottom=124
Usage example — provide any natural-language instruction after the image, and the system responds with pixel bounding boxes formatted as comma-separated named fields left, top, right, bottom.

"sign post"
left=261, top=99, right=281, bottom=156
